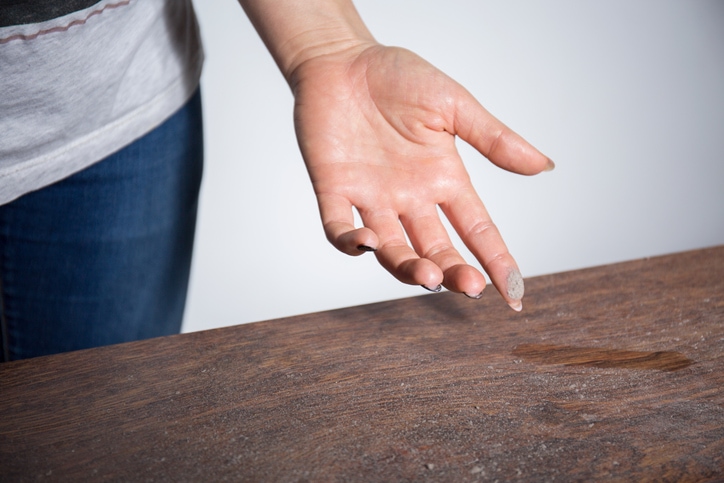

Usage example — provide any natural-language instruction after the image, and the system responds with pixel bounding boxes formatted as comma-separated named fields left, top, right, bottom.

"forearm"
left=238, top=0, right=376, bottom=85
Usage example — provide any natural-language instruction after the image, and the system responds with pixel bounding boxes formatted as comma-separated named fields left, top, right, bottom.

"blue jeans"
left=0, top=89, right=203, bottom=361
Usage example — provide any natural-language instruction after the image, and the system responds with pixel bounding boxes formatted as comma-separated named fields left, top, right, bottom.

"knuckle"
left=466, top=219, right=499, bottom=240
left=423, top=242, right=455, bottom=260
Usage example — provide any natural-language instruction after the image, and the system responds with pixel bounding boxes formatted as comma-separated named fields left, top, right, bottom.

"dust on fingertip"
left=506, top=269, right=524, bottom=301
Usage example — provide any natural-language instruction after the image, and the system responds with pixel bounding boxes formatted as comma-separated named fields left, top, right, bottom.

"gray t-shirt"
left=0, top=0, right=204, bottom=205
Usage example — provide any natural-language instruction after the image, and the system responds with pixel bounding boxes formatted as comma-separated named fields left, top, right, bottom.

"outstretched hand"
left=291, top=44, right=553, bottom=310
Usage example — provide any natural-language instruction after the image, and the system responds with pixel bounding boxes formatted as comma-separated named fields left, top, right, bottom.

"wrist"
left=284, top=33, right=375, bottom=85
left=239, top=0, right=376, bottom=85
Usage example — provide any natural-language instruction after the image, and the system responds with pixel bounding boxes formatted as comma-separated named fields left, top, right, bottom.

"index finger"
left=441, top=186, right=525, bottom=311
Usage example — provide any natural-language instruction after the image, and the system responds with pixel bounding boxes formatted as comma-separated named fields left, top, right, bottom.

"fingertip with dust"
left=506, top=268, right=524, bottom=312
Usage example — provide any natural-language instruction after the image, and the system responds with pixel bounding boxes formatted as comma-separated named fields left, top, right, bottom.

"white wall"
left=182, top=0, right=724, bottom=333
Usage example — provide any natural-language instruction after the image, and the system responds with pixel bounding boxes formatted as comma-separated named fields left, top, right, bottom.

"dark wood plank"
left=1, top=246, right=723, bottom=481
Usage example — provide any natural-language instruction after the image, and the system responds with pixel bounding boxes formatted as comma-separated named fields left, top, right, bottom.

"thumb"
left=452, top=88, right=554, bottom=175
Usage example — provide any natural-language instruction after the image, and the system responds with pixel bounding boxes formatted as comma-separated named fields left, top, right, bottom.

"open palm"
left=291, top=44, right=552, bottom=310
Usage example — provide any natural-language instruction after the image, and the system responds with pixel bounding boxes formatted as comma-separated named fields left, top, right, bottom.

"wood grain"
left=1, top=246, right=723, bottom=482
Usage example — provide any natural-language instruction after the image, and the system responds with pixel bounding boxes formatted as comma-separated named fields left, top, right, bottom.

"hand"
left=291, top=44, right=553, bottom=310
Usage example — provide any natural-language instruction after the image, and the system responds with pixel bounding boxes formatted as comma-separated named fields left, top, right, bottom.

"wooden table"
left=2, top=247, right=723, bottom=482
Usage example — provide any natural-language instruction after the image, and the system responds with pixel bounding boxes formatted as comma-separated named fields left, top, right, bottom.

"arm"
left=238, top=0, right=554, bottom=310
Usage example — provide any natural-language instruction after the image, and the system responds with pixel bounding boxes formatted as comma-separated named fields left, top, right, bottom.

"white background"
left=182, top=1, right=724, bottom=333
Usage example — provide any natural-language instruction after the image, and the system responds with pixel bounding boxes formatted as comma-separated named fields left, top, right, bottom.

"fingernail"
left=543, top=158, right=556, bottom=172
left=464, top=290, right=484, bottom=299
left=357, top=245, right=377, bottom=252
left=508, top=300, right=523, bottom=312
left=421, top=284, right=442, bottom=293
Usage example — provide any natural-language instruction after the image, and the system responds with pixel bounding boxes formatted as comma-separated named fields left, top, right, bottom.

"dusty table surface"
left=1, top=246, right=723, bottom=482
